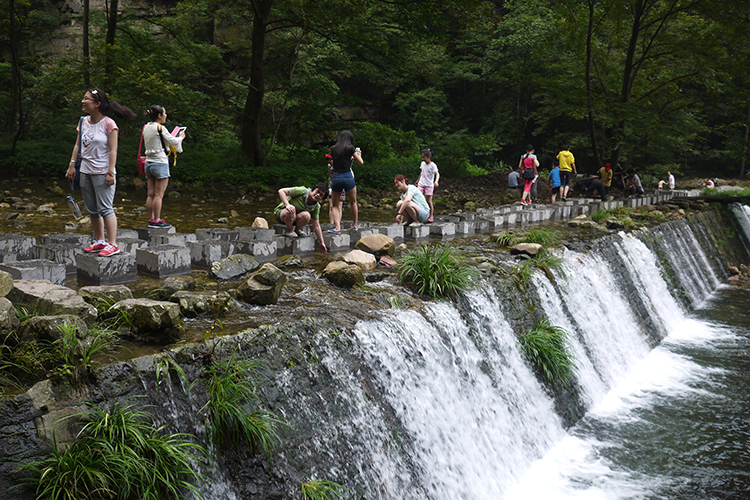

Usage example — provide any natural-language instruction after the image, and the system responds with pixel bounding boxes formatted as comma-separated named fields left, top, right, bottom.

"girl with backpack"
left=518, top=144, right=539, bottom=205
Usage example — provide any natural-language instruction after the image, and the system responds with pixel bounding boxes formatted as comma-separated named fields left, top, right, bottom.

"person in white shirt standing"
left=65, top=88, right=136, bottom=257
left=416, top=148, right=440, bottom=223
left=668, top=171, right=675, bottom=190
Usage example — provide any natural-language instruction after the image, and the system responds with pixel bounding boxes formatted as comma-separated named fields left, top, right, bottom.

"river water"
left=505, top=284, right=750, bottom=500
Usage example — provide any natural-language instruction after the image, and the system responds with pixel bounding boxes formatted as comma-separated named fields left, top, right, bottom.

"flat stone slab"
left=0, top=259, right=66, bottom=285
left=235, top=227, right=275, bottom=242
left=429, top=222, right=456, bottom=237
left=370, top=223, right=404, bottom=240
left=33, top=243, right=81, bottom=274
left=7, top=280, right=97, bottom=324
left=116, top=237, right=149, bottom=255
left=136, top=245, right=192, bottom=278
left=404, top=224, right=430, bottom=240
left=76, top=252, right=137, bottom=286
left=322, top=232, right=351, bottom=252
left=134, top=225, right=176, bottom=242
left=0, top=233, right=36, bottom=263
left=39, top=233, right=90, bottom=247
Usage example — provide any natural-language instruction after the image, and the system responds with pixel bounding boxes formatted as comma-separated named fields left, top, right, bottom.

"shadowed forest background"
left=1, top=0, right=750, bottom=190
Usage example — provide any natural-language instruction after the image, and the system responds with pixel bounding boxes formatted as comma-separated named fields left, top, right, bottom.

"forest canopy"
left=1, top=0, right=749, bottom=188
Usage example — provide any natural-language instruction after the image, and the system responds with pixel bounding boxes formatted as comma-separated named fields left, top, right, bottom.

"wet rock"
left=132, top=178, right=145, bottom=189
left=344, top=249, right=377, bottom=270
left=464, top=201, right=477, bottom=211
left=149, top=275, right=196, bottom=301
left=108, top=299, right=184, bottom=341
left=379, top=255, right=397, bottom=267
left=37, top=203, right=56, bottom=214
left=230, top=210, right=240, bottom=218
left=252, top=217, right=269, bottom=229
left=8, top=280, right=97, bottom=325
left=510, top=243, right=543, bottom=257
left=605, top=217, right=625, bottom=229
left=277, top=255, right=304, bottom=270
left=50, top=186, right=65, bottom=196
left=64, top=222, right=79, bottom=231
left=0, top=297, right=19, bottom=340
left=0, top=270, right=12, bottom=297
left=3, top=212, right=20, bottom=220
left=355, top=234, right=395, bottom=257
left=20, top=314, right=88, bottom=343
left=729, top=266, right=740, bottom=276
left=236, top=263, right=287, bottom=305
left=322, top=261, right=364, bottom=288
left=78, top=285, right=134, bottom=310
left=170, top=290, right=232, bottom=318
left=566, top=218, right=606, bottom=230
left=210, top=254, right=260, bottom=281
left=167, top=191, right=182, bottom=199
left=218, top=217, right=229, bottom=224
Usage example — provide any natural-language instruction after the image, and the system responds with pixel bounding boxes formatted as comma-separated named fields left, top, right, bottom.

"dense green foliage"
left=2, top=0, right=750, bottom=185
left=517, top=318, right=577, bottom=388
left=20, top=401, right=205, bottom=500
left=301, top=479, right=345, bottom=500
left=398, top=244, right=477, bottom=298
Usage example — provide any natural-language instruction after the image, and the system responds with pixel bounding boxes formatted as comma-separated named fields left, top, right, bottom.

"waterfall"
left=730, top=203, right=750, bottom=256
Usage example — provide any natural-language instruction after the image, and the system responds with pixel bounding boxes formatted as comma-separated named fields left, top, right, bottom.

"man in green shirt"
left=274, top=183, right=329, bottom=253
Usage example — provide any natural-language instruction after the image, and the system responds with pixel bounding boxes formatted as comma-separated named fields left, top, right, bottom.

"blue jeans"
left=330, top=171, right=356, bottom=193
left=145, top=161, right=170, bottom=179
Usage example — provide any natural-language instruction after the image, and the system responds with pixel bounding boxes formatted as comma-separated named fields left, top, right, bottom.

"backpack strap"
left=138, top=123, right=146, bottom=158
left=156, top=124, right=169, bottom=155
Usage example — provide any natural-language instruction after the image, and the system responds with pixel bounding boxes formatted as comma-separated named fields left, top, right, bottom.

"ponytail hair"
left=87, top=87, right=137, bottom=120
left=394, top=174, right=411, bottom=185
left=146, top=104, right=165, bottom=122
left=421, top=148, right=433, bottom=159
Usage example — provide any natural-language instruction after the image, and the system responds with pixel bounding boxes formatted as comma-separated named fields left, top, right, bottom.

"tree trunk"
left=741, top=104, right=750, bottom=179
left=83, top=0, right=90, bottom=88
left=105, top=0, right=118, bottom=46
left=241, top=0, right=274, bottom=166
left=584, top=0, right=601, bottom=169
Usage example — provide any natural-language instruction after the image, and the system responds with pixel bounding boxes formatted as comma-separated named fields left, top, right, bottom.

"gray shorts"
left=145, top=161, right=170, bottom=179
left=80, top=173, right=116, bottom=219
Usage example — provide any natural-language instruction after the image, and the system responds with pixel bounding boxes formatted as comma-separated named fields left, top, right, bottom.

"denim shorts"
left=417, top=206, right=430, bottom=223
left=145, top=161, right=170, bottom=180
left=330, top=171, right=356, bottom=193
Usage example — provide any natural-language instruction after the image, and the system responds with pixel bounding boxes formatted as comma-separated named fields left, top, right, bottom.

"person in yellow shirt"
left=556, top=145, right=576, bottom=200
left=598, top=162, right=613, bottom=196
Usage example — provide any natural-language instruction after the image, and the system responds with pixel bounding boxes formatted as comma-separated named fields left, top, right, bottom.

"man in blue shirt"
left=508, top=167, right=522, bottom=190
left=548, top=162, right=562, bottom=204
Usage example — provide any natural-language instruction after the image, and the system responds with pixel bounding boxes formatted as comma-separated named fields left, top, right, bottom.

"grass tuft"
left=517, top=319, right=578, bottom=388
left=200, top=351, right=284, bottom=457
left=397, top=244, right=477, bottom=299
left=301, top=479, right=345, bottom=500
left=20, top=401, right=205, bottom=500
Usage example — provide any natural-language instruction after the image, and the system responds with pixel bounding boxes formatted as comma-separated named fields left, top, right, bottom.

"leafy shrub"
left=494, top=228, right=560, bottom=247
left=200, top=352, right=283, bottom=456
left=518, top=319, right=577, bottom=388
left=398, top=244, right=477, bottom=298
left=20, top=401, right=205, bottom=500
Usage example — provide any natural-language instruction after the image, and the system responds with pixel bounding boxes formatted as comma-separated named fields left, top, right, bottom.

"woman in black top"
left=329, top=130, right=364, bottom=232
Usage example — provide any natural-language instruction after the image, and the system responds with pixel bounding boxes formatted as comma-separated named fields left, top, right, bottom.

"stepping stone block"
left=371, top=224, right=404, bottom=240
left=39, top=233, right=90, bottom=247
left=136, top=245, right=192, bottom=278
left=188, top=239, right=238, bottom=269
left=76, top=252, right=137, bottom=286
left=349, top=227, right=380, bottom=244
left=196, top=228, right=239, bottom=241
left=235, top=227, right=275, bottom=242
left=117, top=238, right=149, bottom=255
left=405, top=224, right=430, bottom=240
left=429, top=222, right=456, bottom=237
left=455, top=221, right=476, bottom=235
left=0, top=234, right=36, bottom=263
left=152, top=233, right=197, bottom=246
left=474, top=220, right=490, bottom=233
left=322, top=232, right=351, bottom=252
left=135, top=225, right=176, bottom=243
left=0, top=259, right=66, bottom=285
left=236, top=240, right=277, bottom=264
left=274, top=234, right=315, bottom=256
left=33, top=243, right=81, bottom=274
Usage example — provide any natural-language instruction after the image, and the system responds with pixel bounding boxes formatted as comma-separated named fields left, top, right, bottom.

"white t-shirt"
left=143, top=122, right=185, bottom=163
left=78, top=116, right=118, bottom=175
left=418, top=161, right=439, bottom=187
left=668, top=174, right=675, bottom=189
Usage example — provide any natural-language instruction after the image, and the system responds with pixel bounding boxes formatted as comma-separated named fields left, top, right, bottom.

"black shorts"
left=552, top=187, right=560, bottom=195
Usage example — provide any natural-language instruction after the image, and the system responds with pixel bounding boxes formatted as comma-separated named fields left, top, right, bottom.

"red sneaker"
left=84, top=242, right=107, bottom=253
left=99, top=244, right=121, bottom=257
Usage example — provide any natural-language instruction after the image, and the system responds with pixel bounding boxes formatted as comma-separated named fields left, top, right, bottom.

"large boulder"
left=510, top=243, right=543, bottom=257
left=343, top=249, right=377, bottom=270
left=20, top=314, right=88, bottom=343
left=322, top=261, right=364, bottom=288
left=355, top=234, right=396, bottom=257
left=170, top=291, right=232, bottom=318
left=78, top=285, right=133, bottom=311
left=210, top=254, right=260, bottom=281
left=108, top=299, right=184, bottom=342
left=0, top=297, right=19, bottom=341
left=8, top=280, right=97, bottom=325
left=235, top=263, right=286, bottom=305
left=0, top=270, right=12, bottom=297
